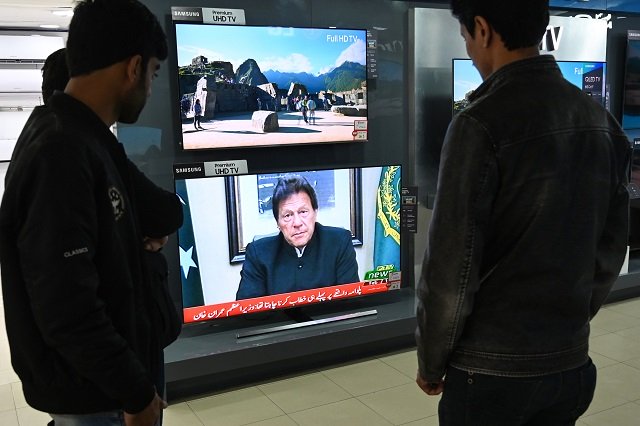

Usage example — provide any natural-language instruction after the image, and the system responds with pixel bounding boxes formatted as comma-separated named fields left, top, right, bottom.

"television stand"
left=235, top=309, right=378, bottom=339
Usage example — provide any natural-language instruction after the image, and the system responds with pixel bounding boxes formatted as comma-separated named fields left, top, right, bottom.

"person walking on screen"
left=193, top=98, right=204, bottom=130
left=301, top=94, right=309, bottom=124
left=307, top=96, right=317, bottom=125
left=0, top=1, right=183, bottom=425
left=236, top=175, right=359, bottom=300
left=415, top=0, right=630, bottom=424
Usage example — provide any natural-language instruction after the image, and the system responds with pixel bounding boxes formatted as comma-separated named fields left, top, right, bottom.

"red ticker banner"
left=183, top=281, right=394, bottom=323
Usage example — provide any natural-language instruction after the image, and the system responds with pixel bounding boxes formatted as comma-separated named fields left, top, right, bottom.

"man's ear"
left=474, top=16, right=493, bottom=48
left=125, top=54, right=143, bottom=85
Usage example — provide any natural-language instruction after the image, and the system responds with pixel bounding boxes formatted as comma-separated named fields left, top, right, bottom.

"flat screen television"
left=453, top=58, right=607, bottom=113
left=173, top=23, right=369, bottom=150
left=622, top=30, right=640, bottom=130
left=174, top=164, right=402, bottom=324
left=629, top=137, right=640, bottom=250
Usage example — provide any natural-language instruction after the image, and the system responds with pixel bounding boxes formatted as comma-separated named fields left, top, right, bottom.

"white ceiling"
left=0, top=1, right=73, bottom=107
left=0, top=1, right=74, bottom=29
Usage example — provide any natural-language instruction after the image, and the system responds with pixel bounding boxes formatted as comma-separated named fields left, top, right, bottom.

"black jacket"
left=416, top=55, right=630, bottom=381
left=236, top=223, right=359, bottom=299
left=0, top=93, right=183, bottom=414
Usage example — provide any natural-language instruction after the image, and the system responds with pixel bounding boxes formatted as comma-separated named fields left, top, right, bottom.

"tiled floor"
left=3, top=298, right=640, bottom=424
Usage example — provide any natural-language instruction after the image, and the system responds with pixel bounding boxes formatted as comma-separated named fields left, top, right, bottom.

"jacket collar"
left=280, top=222, right=324, bottom=258
left=48, top=91, right=119, bottom=147
left=469, top=55, right=560, bottom=103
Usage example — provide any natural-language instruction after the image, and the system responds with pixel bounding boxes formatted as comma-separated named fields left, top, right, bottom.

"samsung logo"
left=174, top=11, right=200, bottom=17
left=176, top=166, right=202, bottom=174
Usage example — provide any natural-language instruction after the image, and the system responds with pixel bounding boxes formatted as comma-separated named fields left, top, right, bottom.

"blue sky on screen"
left=453, top=59, right=482, bottom=101
left=176, top=24, right=366, bottom=75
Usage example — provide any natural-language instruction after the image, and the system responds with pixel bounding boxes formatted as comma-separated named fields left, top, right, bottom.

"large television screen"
left=623, top=30, right=640, bottom=130
left=175, top=164, right=402, bottom=324
left=174, top=23, right=369, bottom=150
left=453, top=58, right=606, bottom=113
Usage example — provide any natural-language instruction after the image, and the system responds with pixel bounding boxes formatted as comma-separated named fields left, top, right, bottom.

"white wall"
left=0, top=162, right=8, bottom=199
left=0, top=32, right=66, bottom=161
left=0, top=109, right=33, bottom=161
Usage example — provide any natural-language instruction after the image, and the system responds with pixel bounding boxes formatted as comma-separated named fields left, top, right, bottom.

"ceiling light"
left=52, top=10, right=73, bottom=17
left=40, top=24, right=60, bottom=29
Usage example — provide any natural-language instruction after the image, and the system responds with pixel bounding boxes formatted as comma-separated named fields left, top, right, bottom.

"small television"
left=622, top=30, right=640, bottom=130
left=174, top=164, right=402, bottom=324
left=452, top=58, right=607, bottom=113
left=173, top=23, right=369, bottom=150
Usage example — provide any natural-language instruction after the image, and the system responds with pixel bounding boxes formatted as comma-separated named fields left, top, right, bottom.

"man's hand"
left=143, top=236, right=168, bottom=252
left=124, top=393, right=167, bottom=426
left=416, top=371, right=444, bottom=396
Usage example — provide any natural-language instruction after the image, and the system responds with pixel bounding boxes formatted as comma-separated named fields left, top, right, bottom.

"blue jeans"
left=49, top=411, right=124, bottom=426
left=49, top=350, right=165, bottom=426
left=49, top=410, right=162, bottom=426
left=439, top=358, right=596, bottom=425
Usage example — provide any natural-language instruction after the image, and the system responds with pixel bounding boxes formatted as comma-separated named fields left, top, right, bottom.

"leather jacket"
left=416, top=55, right=630, bottom=381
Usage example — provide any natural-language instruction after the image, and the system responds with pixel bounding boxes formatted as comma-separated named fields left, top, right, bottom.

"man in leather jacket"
left=416, top=0, right=630, bottom=424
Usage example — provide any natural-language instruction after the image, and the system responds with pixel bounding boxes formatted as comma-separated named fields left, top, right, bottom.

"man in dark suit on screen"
left=236, top=175, right=359, bottom=300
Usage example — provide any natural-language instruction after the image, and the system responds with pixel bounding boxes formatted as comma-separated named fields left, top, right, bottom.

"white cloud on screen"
left=260, top=53, right=313, bottom=73
left=454, top=80, right=480, bottom=100
left=335, top=39, right=366, bottom=67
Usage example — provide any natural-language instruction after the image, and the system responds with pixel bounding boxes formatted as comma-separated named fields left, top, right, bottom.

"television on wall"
left=173, top=23, right=369, bottom=150
left=628, top=138, right=640, bottom=250
left=174, top=164, right=402, bottom=324
left=453, top=58, right=607, bottom=113
left=622, top=30, right=640, bottom=130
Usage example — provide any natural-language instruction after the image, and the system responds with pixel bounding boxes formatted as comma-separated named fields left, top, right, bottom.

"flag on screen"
left=373, top=166, right=401, bottom=271
left=175, top=179, right=204, bottom=308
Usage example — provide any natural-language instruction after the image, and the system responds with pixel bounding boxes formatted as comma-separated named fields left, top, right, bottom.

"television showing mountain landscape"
left=174, top=24, right=368, bottom=150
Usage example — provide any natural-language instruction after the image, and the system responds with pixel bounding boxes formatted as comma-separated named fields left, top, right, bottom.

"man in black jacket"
left=416, top=0, right=630, bottom=424
left=0, top=1, right=182, bottom=425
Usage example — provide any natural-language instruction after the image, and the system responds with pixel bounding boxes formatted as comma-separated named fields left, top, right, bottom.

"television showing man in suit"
left=236, top=175, right=359, bottom=300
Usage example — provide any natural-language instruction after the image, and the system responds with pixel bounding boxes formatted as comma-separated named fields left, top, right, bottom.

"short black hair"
left=41, top=48, right=68, bottom=104
left=67, top=0, right=168, bottom=77
left=272, top=176, right=319, bottom=221
left=450, top=0, right=549, bottom=50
